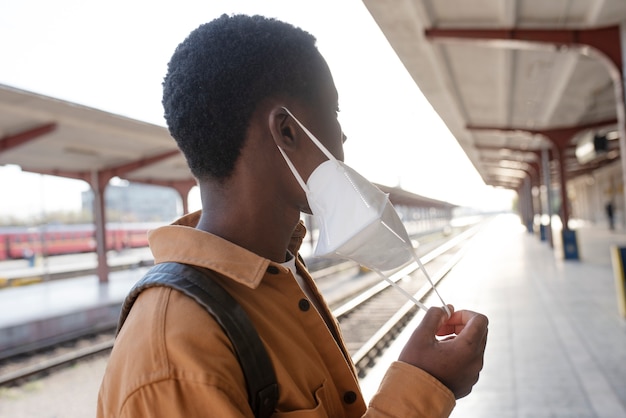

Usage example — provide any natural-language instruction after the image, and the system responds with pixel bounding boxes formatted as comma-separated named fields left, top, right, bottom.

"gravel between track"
left=0, top=354, right=108, bottom=418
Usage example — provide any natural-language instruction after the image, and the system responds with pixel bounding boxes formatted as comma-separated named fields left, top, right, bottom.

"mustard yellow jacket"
left=97, top=211, right=455, bottom=417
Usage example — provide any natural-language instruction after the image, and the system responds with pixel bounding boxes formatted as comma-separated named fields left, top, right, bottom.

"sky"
left=0, top=0, right=515, bottom=220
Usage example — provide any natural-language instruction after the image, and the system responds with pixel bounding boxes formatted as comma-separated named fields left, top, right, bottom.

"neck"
left=195, top=180, right=300, bottom=263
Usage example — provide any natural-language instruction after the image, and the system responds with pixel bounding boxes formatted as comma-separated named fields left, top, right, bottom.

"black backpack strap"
left=118, top=262, right=278, bottom=418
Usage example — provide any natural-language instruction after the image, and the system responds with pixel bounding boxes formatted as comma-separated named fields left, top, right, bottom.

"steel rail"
left=0, top=340, right=113, bottom=386
left=350, top=236, right=474, bottom=375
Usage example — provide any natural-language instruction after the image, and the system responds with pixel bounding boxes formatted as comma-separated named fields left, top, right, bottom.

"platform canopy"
left=0, top=82, right=454, bottom=210
left=362, top=0, right=626, bottom=192
left=5, top=1, right=626, bottom=202
left=0, top=84, right=194, bottom=189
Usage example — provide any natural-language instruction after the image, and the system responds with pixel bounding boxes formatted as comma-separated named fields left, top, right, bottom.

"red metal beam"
left=29, top=149, right=185, bottom=187
left=468, top=119, right=617, bottom=149
left=0, top=122, right=57, bottom=153
left=103, top=149, right=182, bottom=180
left=483, top=177, right=520, bottom=190
left=425, top=25, right=622, bottom=72
left=473, top=143, right=546, bottom=158
left=480, top=158, right=541, bottom=185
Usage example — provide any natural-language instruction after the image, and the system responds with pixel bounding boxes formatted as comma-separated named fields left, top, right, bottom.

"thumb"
left=417, top=306, right=450, bottom=336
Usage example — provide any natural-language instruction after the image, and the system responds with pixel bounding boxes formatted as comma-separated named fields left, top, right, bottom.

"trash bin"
left=561, top=229, right=579, bottom=260
left=610, top=246, right=626, bottom=318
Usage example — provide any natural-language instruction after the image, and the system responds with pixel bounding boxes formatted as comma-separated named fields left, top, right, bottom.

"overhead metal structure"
left=0, top=84, right=195, bottom=282
left=362, top=0, right=626, bottom=247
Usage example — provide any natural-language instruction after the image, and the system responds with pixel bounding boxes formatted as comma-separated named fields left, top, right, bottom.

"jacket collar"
left=148, top=210, right=306, bottom=289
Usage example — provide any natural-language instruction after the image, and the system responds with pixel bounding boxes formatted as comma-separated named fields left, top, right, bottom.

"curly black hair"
left=162, top=14, right=325, bottom=181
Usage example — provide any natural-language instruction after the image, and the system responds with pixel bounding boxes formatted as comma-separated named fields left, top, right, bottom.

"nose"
left=341, top=131, right=348, bottom=144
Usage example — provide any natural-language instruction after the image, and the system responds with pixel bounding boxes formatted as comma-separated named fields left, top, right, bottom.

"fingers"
left=399, top=306, right=489, bottom=399
left=455, top=311, right=489, bottom=351
left=419, top=306, right=453, bottom=339
left=462, top=312, right=489, bottom=341
left=436, top=309, right=489, bottom=338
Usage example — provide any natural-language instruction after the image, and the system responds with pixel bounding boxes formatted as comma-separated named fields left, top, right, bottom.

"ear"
left=268, top=106, right=298, bottom=151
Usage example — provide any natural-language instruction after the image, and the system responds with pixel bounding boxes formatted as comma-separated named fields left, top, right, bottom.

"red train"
left=0, top=223, right=161, bottom=261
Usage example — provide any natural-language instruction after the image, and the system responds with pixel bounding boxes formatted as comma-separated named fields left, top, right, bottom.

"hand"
left=398, top=305, right=488, bottom=399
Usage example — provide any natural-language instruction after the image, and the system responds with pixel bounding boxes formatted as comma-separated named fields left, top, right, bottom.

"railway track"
left=0, top=330, right=115, bottom=386
left=334, top=223, right=482, bottom=377
left=0, top=220, right=484, bottom=387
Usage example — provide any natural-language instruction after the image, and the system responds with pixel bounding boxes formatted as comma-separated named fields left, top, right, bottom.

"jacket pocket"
left=272, top=381, right=332, bottom=417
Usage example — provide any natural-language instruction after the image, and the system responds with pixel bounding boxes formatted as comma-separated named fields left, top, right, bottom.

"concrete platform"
left=360, top=213, right=626, bottom=417
left=0, top=250, right=153, bottom=357
left=0, top=227, right=448, bottom=358
left=0, top=247, right=154, bottom=285
left=3, top=213, right=626, bottom=417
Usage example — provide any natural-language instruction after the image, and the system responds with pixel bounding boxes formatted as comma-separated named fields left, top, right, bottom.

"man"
left=97, top=14, right=488, bottom=417
left=606, top=201, right=615, bottom=230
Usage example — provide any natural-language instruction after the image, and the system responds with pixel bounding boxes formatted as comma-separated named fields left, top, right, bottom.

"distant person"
left=22, top=247, right=35, bottom=267
left=606, top=201, right=615, bottom=230
left=97, top=14, right=488, bottom=417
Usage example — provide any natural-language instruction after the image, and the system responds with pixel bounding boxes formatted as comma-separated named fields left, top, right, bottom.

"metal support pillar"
left=523, top=176, right=534, bottom=233
left=542, top=148, right=554, bottom=247
left=555, top=148, right=570, bottom=230
left=619, top=23, right=626, bottom=229
left=171, top=182, right=197, bottom=215
left=91, top=170, right=110, bottom=283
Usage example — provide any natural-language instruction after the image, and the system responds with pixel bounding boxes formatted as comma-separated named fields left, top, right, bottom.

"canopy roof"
left=362, top=0, right=626, bottom=190
left=0, top=84, right=193, bottom=188
left=0, top=84, right=454, bottom=209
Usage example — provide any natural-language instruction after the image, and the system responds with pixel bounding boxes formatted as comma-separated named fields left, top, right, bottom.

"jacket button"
left=298, top=298, right=310, bottom=311
left=267, top=265, right=280, bottom=274
left=343, top=391, right=357, bottom=404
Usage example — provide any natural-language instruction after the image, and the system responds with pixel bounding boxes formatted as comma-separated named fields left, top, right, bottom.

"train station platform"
left=0, top=243, right=345, bottom=357
left=2, top=213, right=626, bottom=417
left=361, top=213, right=626, bottom=417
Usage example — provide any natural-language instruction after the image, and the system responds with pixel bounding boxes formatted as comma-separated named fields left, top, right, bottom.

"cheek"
left=330, top=133, right=345, bottom=162
left=275, top=151, right=314, bottom=210
left=335, top=143, right=345, bottom=162
left=321, top=122, right=344, bottom=161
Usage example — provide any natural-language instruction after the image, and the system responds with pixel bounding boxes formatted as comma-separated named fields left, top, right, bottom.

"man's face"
left=277, top=63, right=345, bottom=215
left=297, top=68, right=345, bottom=166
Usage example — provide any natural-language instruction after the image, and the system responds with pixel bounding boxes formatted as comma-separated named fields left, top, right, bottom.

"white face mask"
left=276, top=107, right=449, bottom=314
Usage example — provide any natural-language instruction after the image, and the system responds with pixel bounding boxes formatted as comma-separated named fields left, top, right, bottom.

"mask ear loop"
left=276, top=106, right=340, bottom=192
left=410, top=252, right=451, bottom=318
left=282, top=108, right=451, bottom=318
left=276, top=145, right=310, bottom=194
left=282, top=107, right=339, bottom=163
left=379, top=221, right=451, bottom=318
left=371, top=267, right=430, bottom=312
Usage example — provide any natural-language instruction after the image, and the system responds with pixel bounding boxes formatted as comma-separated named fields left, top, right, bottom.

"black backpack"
left=118, top=262, right=279, bottom=418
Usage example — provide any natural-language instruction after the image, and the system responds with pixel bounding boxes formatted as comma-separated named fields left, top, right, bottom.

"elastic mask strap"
left=373, top=261, right=450, bottom=318
left=276, top=146, right=310, bottom=193
left=410, top=251, right=451, bottom=318
left=379, top=216, right=451, bottom=317
left=372, top=268, right=430, bottom=313
left=282, top=108, right=450, bottom=318
left=282, top=107, right=338, bottom=162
